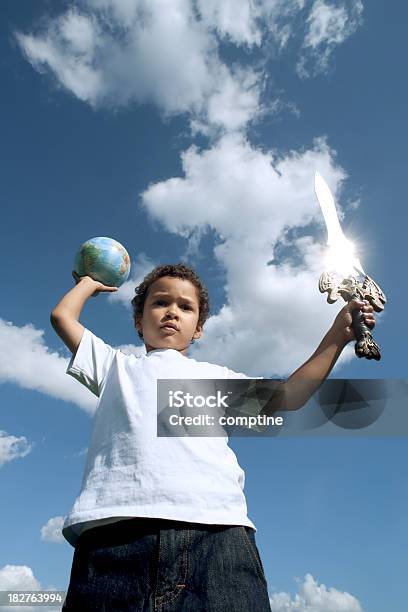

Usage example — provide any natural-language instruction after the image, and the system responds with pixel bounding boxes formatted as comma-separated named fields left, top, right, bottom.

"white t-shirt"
left=62, top=328, right=259, bottom=547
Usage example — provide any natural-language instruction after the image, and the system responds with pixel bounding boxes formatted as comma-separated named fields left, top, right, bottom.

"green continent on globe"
left=81, top=244, right=101, bottom=274
left=74, top=236, right=131, bottom=288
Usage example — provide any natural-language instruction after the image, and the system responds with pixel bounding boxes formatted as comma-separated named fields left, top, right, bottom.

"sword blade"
left=314, top=171, right=365, bottom=277
left=314, top=171, right=346, bottom=246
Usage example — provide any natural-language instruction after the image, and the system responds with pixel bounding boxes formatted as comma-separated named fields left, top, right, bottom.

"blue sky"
left=0, top=1, right=407, bottom=610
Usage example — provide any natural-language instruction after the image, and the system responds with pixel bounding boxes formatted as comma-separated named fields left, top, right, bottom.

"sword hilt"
left=319, top=272, right=385, bottom=361
left=350, top=296, right=381, bottom=361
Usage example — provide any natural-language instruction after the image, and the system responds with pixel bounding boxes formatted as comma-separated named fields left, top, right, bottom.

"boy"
left=51, top=263, right=375, bottom=611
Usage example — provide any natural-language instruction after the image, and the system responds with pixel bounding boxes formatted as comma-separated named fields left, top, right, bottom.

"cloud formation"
left=16, top=0, right=262, bottom=133
left=0, top=564, right=41, bottom=591
left=270, top=573, right=363, bottom=611
left=141, top=133, right=355, bottom=376
left=297, top=0, right=364, bottom=77
left=0, top=565, right=60, bottom=612
left=0, top=319, right=144, bottom=412
left=16, top=0, right=364, bottom=133
left=40, top=516, right=65, bottom=544
left=12, top=1, right=366, bottom=380
left=0, top=319, right=96, bottom=413
left=0, top=431, right=32, bottom=467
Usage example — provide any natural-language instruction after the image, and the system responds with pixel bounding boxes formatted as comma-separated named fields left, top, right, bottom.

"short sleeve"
left=66, top=328, right=117, bottom=397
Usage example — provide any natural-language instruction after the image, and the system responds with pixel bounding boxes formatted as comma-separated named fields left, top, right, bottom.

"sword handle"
left=351, top=302, right=381, bottom=361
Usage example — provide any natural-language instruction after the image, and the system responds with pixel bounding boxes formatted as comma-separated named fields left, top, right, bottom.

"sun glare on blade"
left=324, top=238, right=360, bottom=278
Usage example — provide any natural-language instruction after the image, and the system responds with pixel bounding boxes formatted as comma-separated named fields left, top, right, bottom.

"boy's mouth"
left=160, top=323, right=179, bottom=332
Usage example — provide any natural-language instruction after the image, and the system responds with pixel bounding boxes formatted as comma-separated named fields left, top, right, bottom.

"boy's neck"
left=145, top=343, right=188, bottom=356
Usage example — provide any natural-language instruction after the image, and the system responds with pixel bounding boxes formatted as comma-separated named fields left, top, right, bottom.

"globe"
left=73, top=237, right=131, bottom=287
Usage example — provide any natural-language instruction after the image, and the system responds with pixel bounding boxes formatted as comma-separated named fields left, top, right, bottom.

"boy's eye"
left=154, top=300, right=192, bottom=310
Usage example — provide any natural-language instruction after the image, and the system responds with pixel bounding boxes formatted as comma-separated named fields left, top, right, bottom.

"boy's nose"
left=165, top=307, right=179, bottom=318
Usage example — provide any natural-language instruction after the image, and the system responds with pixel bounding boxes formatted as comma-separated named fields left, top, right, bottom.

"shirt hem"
left=62, top=506, right=256, bottom=547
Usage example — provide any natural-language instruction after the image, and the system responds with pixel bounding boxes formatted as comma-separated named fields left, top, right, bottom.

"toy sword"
left=314, top=171, right=386, bottom=360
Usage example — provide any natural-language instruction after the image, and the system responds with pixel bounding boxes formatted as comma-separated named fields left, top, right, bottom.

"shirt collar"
left=146, top=348, right=187, bottom=358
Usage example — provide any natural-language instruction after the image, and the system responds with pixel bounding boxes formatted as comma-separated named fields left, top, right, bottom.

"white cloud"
left=15, top=0, right=263, bottom=133
left=86, top=0, right=141, bottom=28
left=196, top=0, right=308, bottom=51
left=202, top=64, right=263, bottom=135
left=16, top=9, right=103, bottom=103
left=141, top=134, right=355, bottom=376
left=305, top=1, right=363, bottom=48
left=297, top=0, right=364, bottom=77
left=40, top=516, right=65, bottom=544
left=0, top=431, right=33, bottom=467
left=0, top=564, right=41, bottom=591
left=270, top=573, right=363, bottom=611
left=0, top=565, right=62, bottom=611
left=195, top=0, right=262, bottom=46
left=58, top=9, right=98, bottom=54
left=258, top=0, right=307, bottom=50
left=0, top=319, right=143, bottom=412
left=15, top=0, right=363, bottom=133
left=0, top=319, right=95, bottom=413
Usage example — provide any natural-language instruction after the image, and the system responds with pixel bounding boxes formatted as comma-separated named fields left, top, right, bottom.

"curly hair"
left=131, top=263, right=210, bottom=341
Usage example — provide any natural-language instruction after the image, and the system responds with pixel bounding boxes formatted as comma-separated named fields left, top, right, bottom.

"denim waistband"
left=77, top=517, right=252, bottom=548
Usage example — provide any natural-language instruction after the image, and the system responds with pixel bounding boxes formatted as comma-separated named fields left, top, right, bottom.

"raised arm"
left=50, top=274, right=118, bottom=355
left=261, top=299, right=376, bottom=414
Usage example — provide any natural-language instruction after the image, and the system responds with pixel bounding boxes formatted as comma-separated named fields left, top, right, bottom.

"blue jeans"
left=62, top=517, right=271, bottom=611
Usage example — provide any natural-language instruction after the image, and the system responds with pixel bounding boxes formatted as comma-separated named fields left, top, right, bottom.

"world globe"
left=73, top=237, right=131, bottom=287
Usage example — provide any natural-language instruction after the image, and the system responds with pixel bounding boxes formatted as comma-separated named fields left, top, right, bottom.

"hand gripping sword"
left=314, top=171, right=386, bottom=360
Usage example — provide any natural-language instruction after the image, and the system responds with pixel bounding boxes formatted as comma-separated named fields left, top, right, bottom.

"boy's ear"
left=193, top=325, right=203, bottom=341
left=134, top=317, right=142, bottom=333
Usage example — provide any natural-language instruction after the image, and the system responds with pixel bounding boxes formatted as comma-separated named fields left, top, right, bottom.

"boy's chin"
left=145, top=337, right=186, bottom=352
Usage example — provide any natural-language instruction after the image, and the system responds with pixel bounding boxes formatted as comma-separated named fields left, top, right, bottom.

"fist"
left=334, top=299, right=376, bottom=344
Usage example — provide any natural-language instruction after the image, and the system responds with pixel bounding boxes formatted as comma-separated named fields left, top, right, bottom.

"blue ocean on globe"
left=73, top=237, right=131, bottom=287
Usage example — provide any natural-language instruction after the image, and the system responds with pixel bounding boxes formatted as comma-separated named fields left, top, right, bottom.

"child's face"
left=135, top=276, right=203, bottom=354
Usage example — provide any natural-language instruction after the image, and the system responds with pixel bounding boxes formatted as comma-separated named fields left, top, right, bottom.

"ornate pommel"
left=319, top=272, right=386, bottom=360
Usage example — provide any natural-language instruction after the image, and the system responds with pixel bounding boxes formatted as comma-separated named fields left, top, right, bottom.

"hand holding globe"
left=71, top=271, right=119, bottom=297
left=73, top=237, right=131, bottom=296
